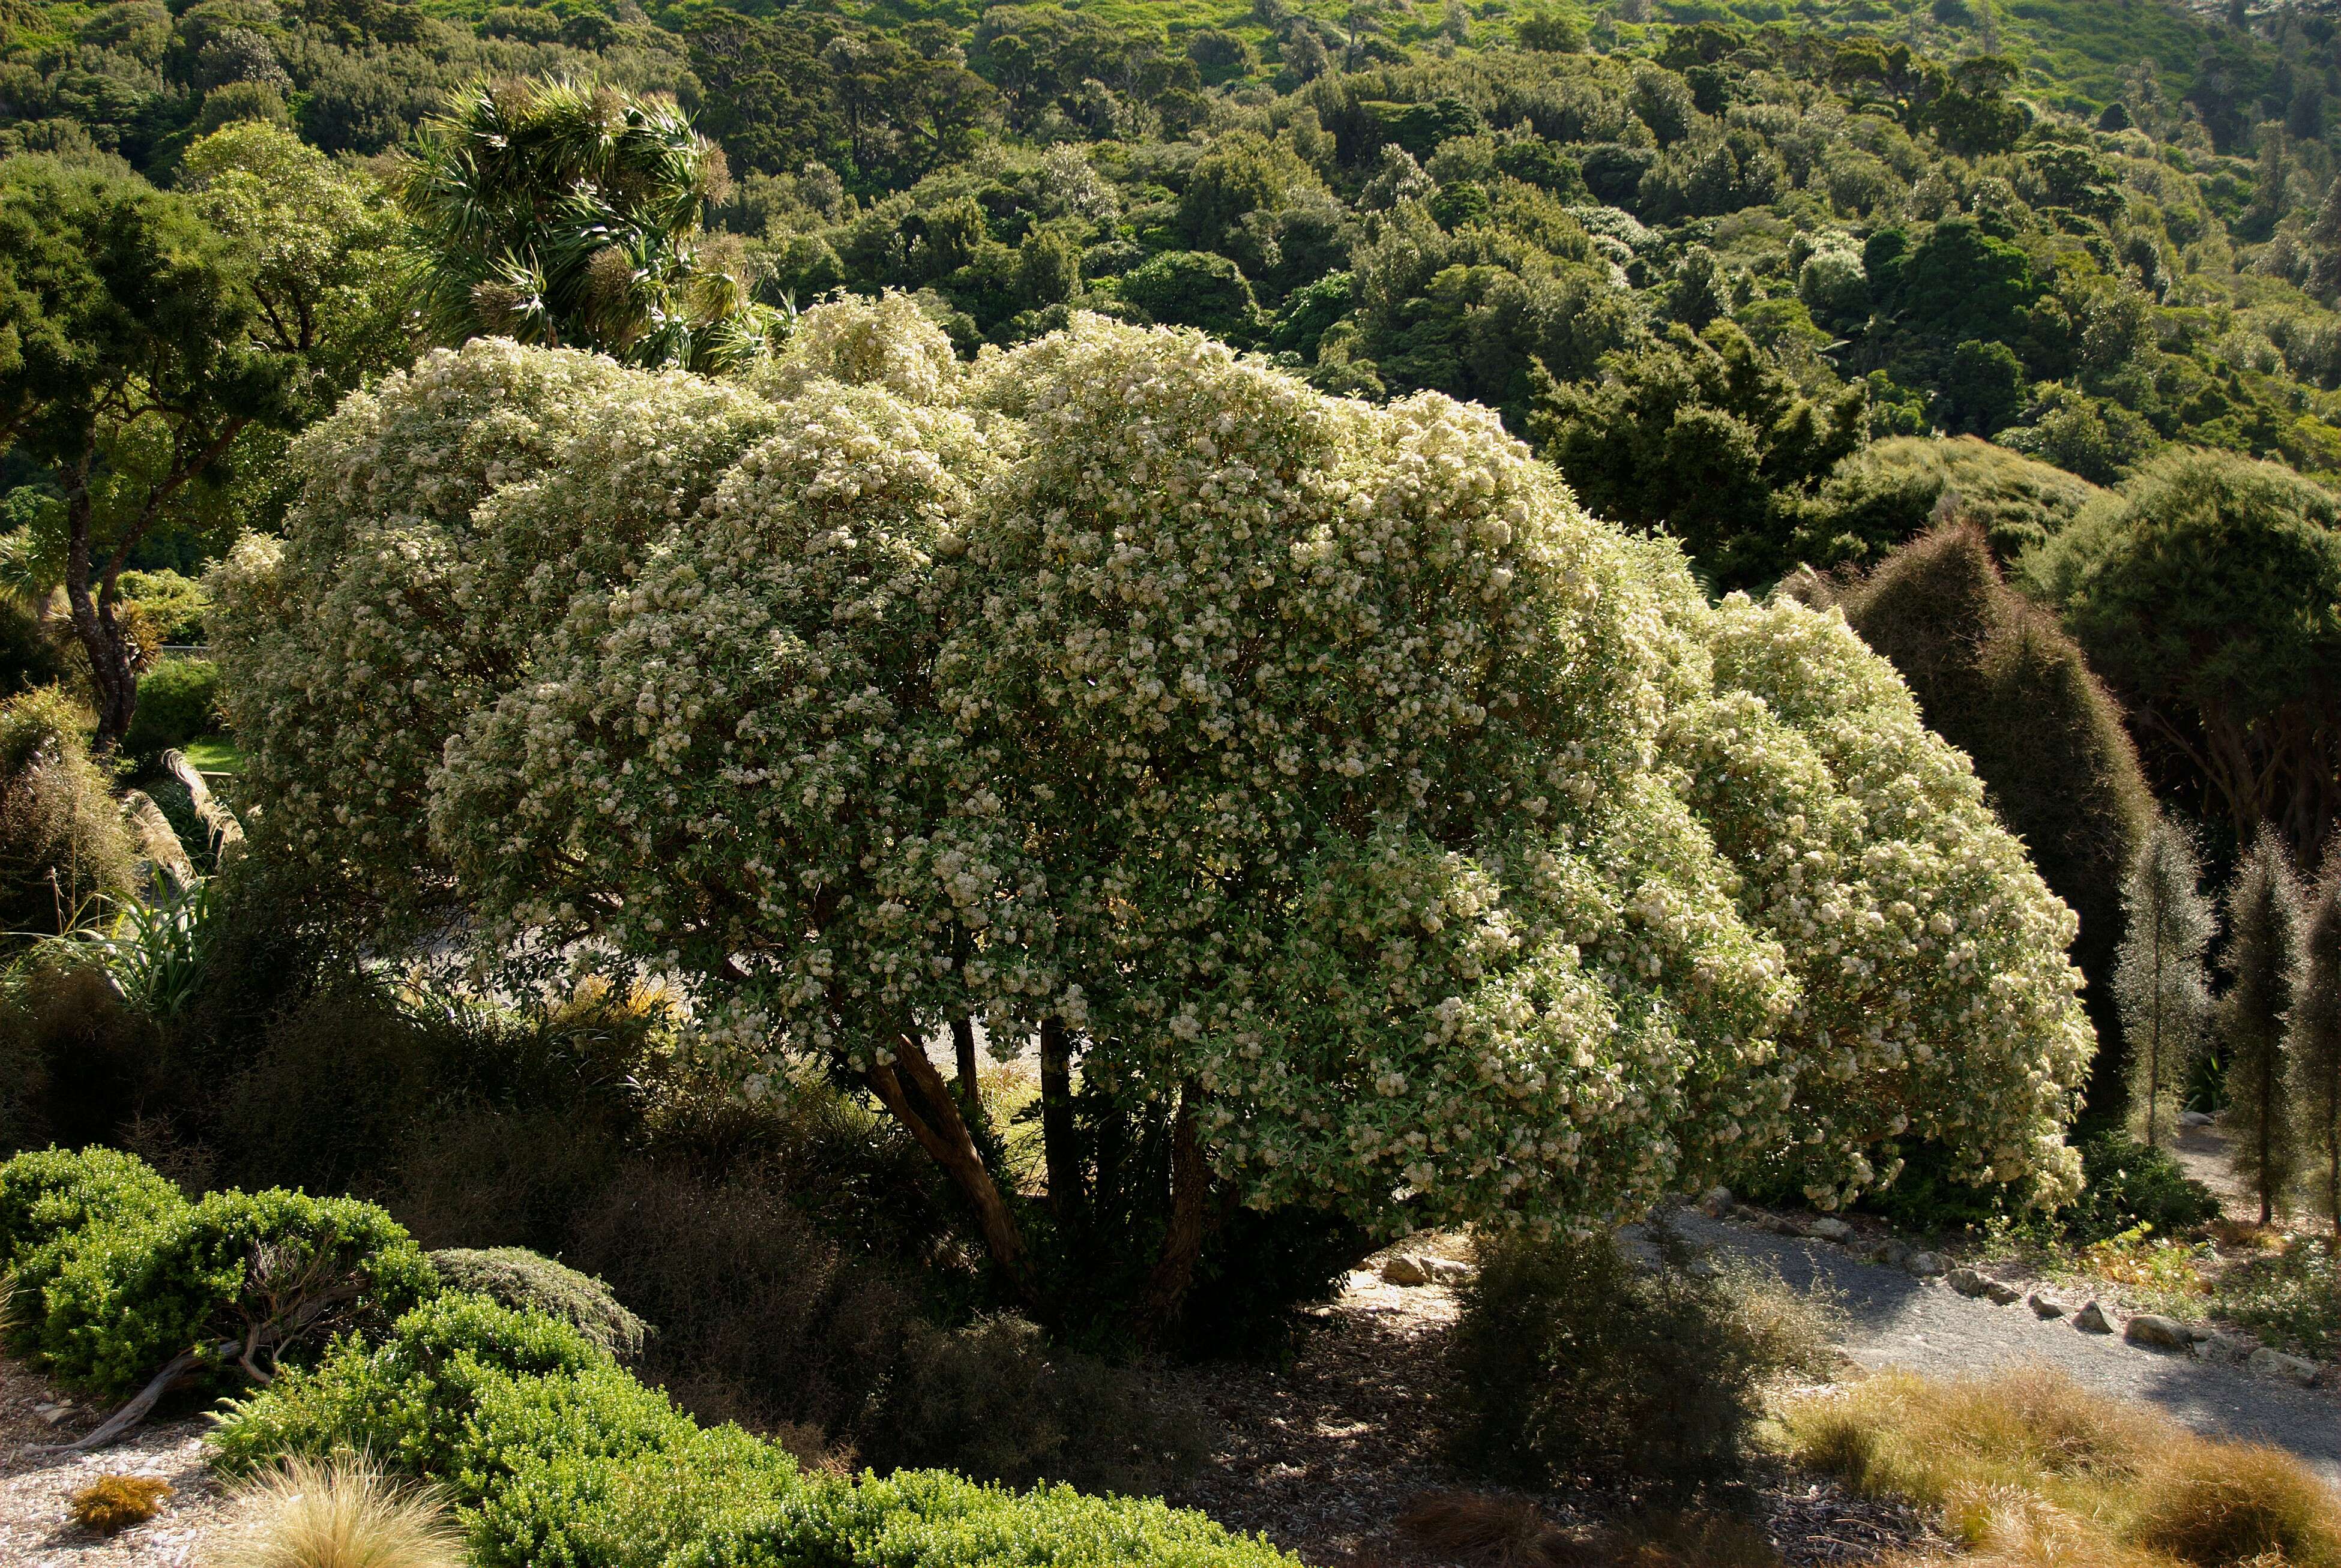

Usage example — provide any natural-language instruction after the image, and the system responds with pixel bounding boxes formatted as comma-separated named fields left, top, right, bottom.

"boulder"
left=2126, top=1314, right=2192, bottom=1350
left=2247, top=1347, right=2321, bottom=1387
left=1942, top=1267, right=2020, bottom=1304
left=1807, top=1217, right=1854, bottom=1243
left=2028, top=1292, right=2071, bottom=1320
left=1698, top=1186, right=1734, bottom=1218
left=1905, top=1251, right=1947, bottom=1278
left=1426, top=1257, right=1476, bottom=1286
left=2073, top=1300, right=2114, bottom=1334
left=1381, top=1254, right=1433, bottom=1286
left=2194, top=1332, right=2249, bottom=1366
left=2178, top=1110, right=2214, bottom=1128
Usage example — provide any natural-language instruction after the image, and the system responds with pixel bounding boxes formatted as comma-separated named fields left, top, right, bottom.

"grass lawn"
left=179, top=736, right=246, bottom=775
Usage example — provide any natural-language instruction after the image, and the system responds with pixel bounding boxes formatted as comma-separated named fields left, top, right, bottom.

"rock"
left=33, top=1403, right=65, bottom=1426
left=2247, top=1347, right=2321, bottom=1387
left=1982, top=1279, right=2022, bottom=1305
left=2195, top=1332, right=2249, bottom=1366
left=1807, top=1217, right=1854, bottom=1243
left=2126, top=1314, right=2192, bottom=1350
left=1425, top=1257, right=1475, bottom=1286
left=2073, top=1300, right=2114, bottom=1334
left=1947, top=1267, right=1990, bottom=1297
left=2179, top=1110, right=2214, bottom=1128
left=2028, top=1292, right=2071, bottom=1319
left=1698, top=1186, right=1734, bottom=1218
left=1905, top=1251, right=1947, bottom=1278
left=1380, top=1254, right=1432, bottom=1286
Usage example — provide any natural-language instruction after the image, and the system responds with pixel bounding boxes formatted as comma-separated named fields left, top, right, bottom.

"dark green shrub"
left=2058, top=1131, right=2222, bottom=1243
left=429, top=1247, right=648, bottom=1362
left=0, top=599, right=62, bottom=697
left=857, top=1314, right=1208, bottom=1495
left=26, top=1186, right=436, bottom=1397
left=1830, top=522, right=2153, bottom=1116
left=121, top=659, right=221, bottom=758
left=0, top=957, right=167, bottom=1152
left=393, top=1105, right=628, bottom=1257
left=1448, top=1229, right=1836, bottom=1501
left=217, top=981, right=454, bottom=1194
left=559, top=1161, right=918, bottom=1436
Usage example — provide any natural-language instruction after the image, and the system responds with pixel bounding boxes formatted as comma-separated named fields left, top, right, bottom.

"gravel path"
left=0, top=1360, right=227, bottom=1568
left=1674, top=1210, right=2341, bottom=1487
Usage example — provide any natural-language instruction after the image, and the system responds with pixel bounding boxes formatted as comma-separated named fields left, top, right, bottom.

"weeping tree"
left=2292, top=851, right=2341, bottom=1228
left=2114, top=817, right=2216, bottom=1150
left=217, top=301, right=2092, bottom=1343
left=399, top=76, right=774, bottom=374
left=2220, top=830, right=2304, bottom=1224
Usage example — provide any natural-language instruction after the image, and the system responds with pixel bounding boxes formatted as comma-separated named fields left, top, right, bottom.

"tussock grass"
left=1780, top=1369, right=2340, bottom=1568
left=208, top=1456, right=462, bottom=1568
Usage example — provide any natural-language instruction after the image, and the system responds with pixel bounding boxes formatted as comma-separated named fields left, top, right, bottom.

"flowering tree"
left=218, top=301, right=2089, bottom=1335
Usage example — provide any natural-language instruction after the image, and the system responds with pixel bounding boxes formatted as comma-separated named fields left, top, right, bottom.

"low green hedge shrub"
left=429, top=1246, right=648, bottom=1362
left=216, top=1295, right=1295, bottom=1568
left=7, top=1150, right=1295, bottom=1568
left=23, top=1183, right=435, bottom=1396
left=683, top=1471, right=1297, bottom=1568
left=0, top=1144, right=187, bottom=1266
left=0, top=1146, right=190, bottom=1342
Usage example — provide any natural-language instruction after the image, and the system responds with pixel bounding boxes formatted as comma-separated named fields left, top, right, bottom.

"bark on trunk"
left=953, top=1016, right=981, bottom=1119
left=1133, top=1084, right=1209, bottom=1346
left=867, top=1041, right=1041, bottom=1314
left=1039, top=1015, right=1080, bottom=1229
left=61, top=494, right=138, bottom=752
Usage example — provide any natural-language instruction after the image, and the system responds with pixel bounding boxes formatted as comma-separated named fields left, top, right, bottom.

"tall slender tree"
left=2290, top=846, right=2341, bottom=1228
left=2115, top=816, right=2217, bottom=1150
left=2220, top=829, right=2305, bottom=1224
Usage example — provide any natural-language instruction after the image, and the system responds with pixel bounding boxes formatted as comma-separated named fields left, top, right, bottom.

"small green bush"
left=427, top=1248, right=648, bottom=1362
left=0, top=1145, right=185, bottom=1267
left=26, top=1186, right=436, bottom=1397
left=1448, top=1228, right=1837, bottom=1501
left=2057, top=1131, right=2221, bottom=1244
left=122, top=659, right=222, bottom=759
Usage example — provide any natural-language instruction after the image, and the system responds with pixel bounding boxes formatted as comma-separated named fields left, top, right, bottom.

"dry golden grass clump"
left=208, top=1455, right=462, bottom=1568
left=68, top=1473, right=173, bottom=1534
left=1781, top=1368, right=2340, bottom=1568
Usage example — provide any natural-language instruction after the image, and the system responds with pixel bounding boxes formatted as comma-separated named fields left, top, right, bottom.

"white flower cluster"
left=217, top=299, right=2090, bottom=1230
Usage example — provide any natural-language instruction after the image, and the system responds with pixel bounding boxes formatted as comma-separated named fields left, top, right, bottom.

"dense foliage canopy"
left=218, top=303, right=2091, bottom=1314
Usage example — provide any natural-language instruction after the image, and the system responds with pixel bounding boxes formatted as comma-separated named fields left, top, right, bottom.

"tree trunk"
left=953, top=1016, right=981, bottom=1119
left=61, top=492, right=138, bottom=752
left=867, top=1040, right=1043, bottom=1315
left=1133, top=1084, right=1210, bottom=1347
left=1040, top=1015, right=1080, bottom=1229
